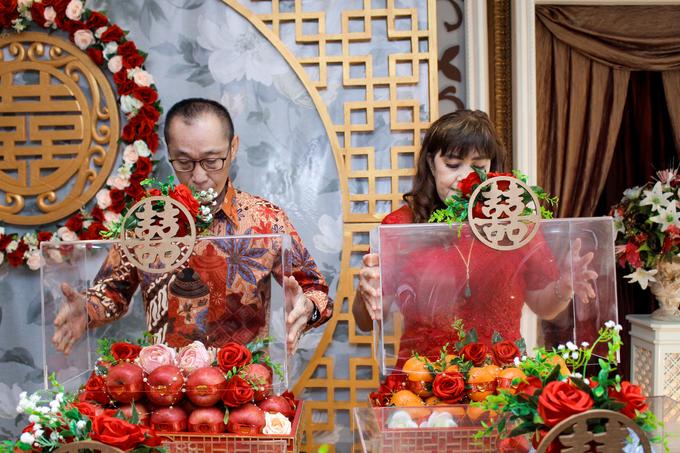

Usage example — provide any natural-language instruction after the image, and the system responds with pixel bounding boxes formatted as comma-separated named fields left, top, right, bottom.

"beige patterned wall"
left=224, top=1, right=439, bottom=451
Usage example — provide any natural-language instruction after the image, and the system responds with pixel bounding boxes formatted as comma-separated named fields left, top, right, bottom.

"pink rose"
left=138, top=344, right=176, bottom=374
left=122, top=144, right=139, bottom=165
left=47, top=248, right=63, bottom=263
left=73, top=29, right=95, bottom=51
left=65, top=0, right=83, bottom=21
left=26, top=252, right=41, bottom=270
left=103, top=210, right=121, bottom=226
left=133, top=70, right=154, bottom=87
left=107, top=175, right=130, bottom=190
left=57, top=226, right=78, bottom=242
left=108, top=55, right=123, bottom=74
left=43, top=6, right=57, bottom=28
left=96, top=189, right=112, bottom=209
left=175, top=341, right=214, bottom=374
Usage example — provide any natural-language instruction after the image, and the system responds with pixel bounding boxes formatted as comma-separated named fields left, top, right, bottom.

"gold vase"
left=649, top=256, right=680, bottom=322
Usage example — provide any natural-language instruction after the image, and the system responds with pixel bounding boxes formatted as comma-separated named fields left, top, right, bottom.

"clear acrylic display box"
left=353, top=396, right=680, bottom=453
left=40, top=234, right=293, bottom=392
left=166, top=439, right=287, bottom=453
left=369, top=218, right=617, bottom=376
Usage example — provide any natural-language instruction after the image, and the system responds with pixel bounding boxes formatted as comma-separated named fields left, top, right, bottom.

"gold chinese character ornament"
left=468, top=176, right=542, bottom=251
left=0, top=32, right=120, bottom=225
left=120, top=196, right=197, bottom=274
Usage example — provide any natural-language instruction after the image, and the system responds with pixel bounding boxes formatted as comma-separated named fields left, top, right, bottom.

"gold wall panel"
left=222, top=2, right=438, bottom=451
left=0, top=32, right=120, bottom=225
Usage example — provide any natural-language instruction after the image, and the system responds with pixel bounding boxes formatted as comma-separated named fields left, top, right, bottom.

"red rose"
left=492, top=341, right=521, bottom=366
left=111, top=342, right=142, bottom=363
left=109, top=188, right=126, bottom=204
left=147, top=188, right=162, bottom=197
left=222, top=376, right=255, bottom=407
left=132, top=86, right=158, bottom=105
left=90, top=206, right=105, bottom=222
left=431, top=370, right=467, bottom=403
left=0, top=234, right=11, bottom=251
left=609, top=381, right=648, bottom=419
left=86, top=11, right=109, bottom=29
left=30, top=3, right=47, bottom=28
left=538, top=380, right=593, bottom=427
left=0, top=10, right=19, bottom=29
left=117, top=41, right=137, bottom=56
left=74, top=401, right=99, bottom=417
left=7, top=251, right=24, bottom=267
left=90, top=415, right=146, bottom=451
left=136, top=120, right=155, bottom=141
left=140, top=105, right=160, bottom=123
left=459, top=342, right=489, bottom=367
left=487, top=172, right=514, bottom=191
left=123, top=53, right=145, bottom=70
left=108, top=201, right=126, bottom=214
left=499, top=435, right=530, bottom=453
left=379, top=375, right=406, bottom=396
left=369, top=391, right=386, bottom=407
left=0, top=0, right=17, bottom=13
left=65, top=213, right=84, bottom=232
left=62, top=18, right=86, bottom=36
left=146, top=133, right=159, bottom=154
left=531, top=429, right=563, bottom=453
left=113, top=69, right=128, bottom=86
left=135, top=156, right=153, bottom=178
left=100, top=25, right=124, bottom=43
left=16, top=239, right=29, bottom=255
left=85, top=375, right=110, bottom=404
left=86, top=221, right=107, bottom=240
left=217, top=342, right=252, bottom=372
left=516, top=375, right=543, bottom=400
left=281, top=390, right=297, bottom=412
left=139, top=426, right=162, bottom=447
left=457, top=171, right=481, bottom=197
left=121, top=121, right=137, bottom=143
left=87, top=48, right=104, bottom=66
left=169, top=184, right=200, bottom=217
left=118, top=79, right=135, bottom=97
left=125, top=182, right=145, bottom=201
left=37, top=231, right=53, bottom=244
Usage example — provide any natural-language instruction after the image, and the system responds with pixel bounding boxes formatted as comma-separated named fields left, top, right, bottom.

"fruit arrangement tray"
left=160, top=400, right=305, bottom=453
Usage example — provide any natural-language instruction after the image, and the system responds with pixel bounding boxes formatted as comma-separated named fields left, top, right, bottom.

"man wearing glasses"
left=52, top=98, right=333, bottom=356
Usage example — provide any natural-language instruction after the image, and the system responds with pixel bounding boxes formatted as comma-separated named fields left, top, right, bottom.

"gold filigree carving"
left=120, top=197, right=197, bottom=274
left=0, top=32, right=120, bottom=225
left=468, top=176, right=541, bottom=250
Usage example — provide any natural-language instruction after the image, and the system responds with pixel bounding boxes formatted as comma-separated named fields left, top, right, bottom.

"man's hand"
left=284, top=276, right=314, bottom=356
left=51, top=283, right=88, bottom=356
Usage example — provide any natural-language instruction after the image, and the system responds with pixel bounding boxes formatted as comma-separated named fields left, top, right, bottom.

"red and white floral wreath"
left=0, top=0, right=161, bottom=270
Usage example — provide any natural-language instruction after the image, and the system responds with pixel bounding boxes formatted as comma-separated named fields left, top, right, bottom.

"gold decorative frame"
left=0, top=32, right=120, bottom=225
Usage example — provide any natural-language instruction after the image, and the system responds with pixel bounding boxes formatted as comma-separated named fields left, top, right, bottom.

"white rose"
left=117, top=165, right=132, bottom=178
left=26, top=252, right=41, bottom=271
left=133, top=70, right=154, bottom=87
left=65, top=0, right=83, bottom=21
left=103, top=40, right=117, bottom=57
left=120, top=95, right=143, bottom=114
left=133, top=140, right=151, bottom=157
left=263, top=412, right=292, bottom=435
left=107, top=175, right=130, bottom=190
left=47, top=249, right=63, bottom=263
left=386, top=410, right=418, bottom=429
left=107, top=55, right=123, bottom=74
left=73, top=30, right=95, bottom=51
left=96, top=188, right=112, bottom=209
left=43, top=6, right=57, bottom=28
left=57, top=227, right=78, bottom=242
left=82, top=220, right=92, bottom=230
left=6, top=241, right=18, bottom=253
left=122, top=145, right=139, bottom=165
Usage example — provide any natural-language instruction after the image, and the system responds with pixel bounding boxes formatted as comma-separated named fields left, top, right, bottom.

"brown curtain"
left=536, top=5, right=680, bottom=217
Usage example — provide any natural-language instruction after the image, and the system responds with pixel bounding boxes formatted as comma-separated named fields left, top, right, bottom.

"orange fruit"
left=466, top=405, right=488, bottom=421
left=496, top=368, right=527, bottom=395
left=546, top=355, right=571, bottom=377
left=406, top=379, right=432, bottom=398
left=425, top=396, right=466, bottom=418
left=444, top=364, right=459, bottom=373
left=390, top=390, right=430, bottom=419
left=467, top=367, right=496, bottom=402
left=403, top=357, right=433, bottom=382
left=484, top=364, right=500, bottom=378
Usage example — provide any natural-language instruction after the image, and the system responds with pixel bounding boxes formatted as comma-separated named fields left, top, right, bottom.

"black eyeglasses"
left=169, top=156, right=229, bottom=172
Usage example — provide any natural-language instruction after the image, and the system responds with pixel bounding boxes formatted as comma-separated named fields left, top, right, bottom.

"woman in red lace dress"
left=352, top=110, right=596, bottom=369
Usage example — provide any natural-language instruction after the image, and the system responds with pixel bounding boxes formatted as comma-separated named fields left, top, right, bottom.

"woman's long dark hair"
left=404, top=110, right=508, bottom=223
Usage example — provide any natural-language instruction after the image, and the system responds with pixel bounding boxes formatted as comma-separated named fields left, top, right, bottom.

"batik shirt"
left=86, top=180, right=333, bottom=348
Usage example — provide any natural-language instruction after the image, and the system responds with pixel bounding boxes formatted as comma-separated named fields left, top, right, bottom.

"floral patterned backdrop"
left=0, top=1, right=465, bottom=450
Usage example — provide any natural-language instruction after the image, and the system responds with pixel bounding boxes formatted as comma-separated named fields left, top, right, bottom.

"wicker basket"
left=160, top=400, right=304, bottom=453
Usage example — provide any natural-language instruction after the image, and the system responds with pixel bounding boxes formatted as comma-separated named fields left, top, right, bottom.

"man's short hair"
left=164, top=98, right=235, bottom=146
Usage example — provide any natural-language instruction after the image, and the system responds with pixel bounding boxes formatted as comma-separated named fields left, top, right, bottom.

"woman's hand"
left=569, top=238, right=599, bottom=302
left=352, top=253, right=381, bottom=331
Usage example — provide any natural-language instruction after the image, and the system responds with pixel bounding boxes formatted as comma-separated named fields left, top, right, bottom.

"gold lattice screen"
left=224, top=1, right=438, bottom=451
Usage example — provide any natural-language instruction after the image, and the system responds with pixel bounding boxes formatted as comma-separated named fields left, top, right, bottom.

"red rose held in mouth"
left=169, top=184, right=200, bottom=217
left=537, top=380, right=594, bottom=427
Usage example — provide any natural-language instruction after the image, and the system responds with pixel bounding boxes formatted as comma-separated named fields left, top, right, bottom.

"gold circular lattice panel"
left=0, top=32, right=120, bottom=225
